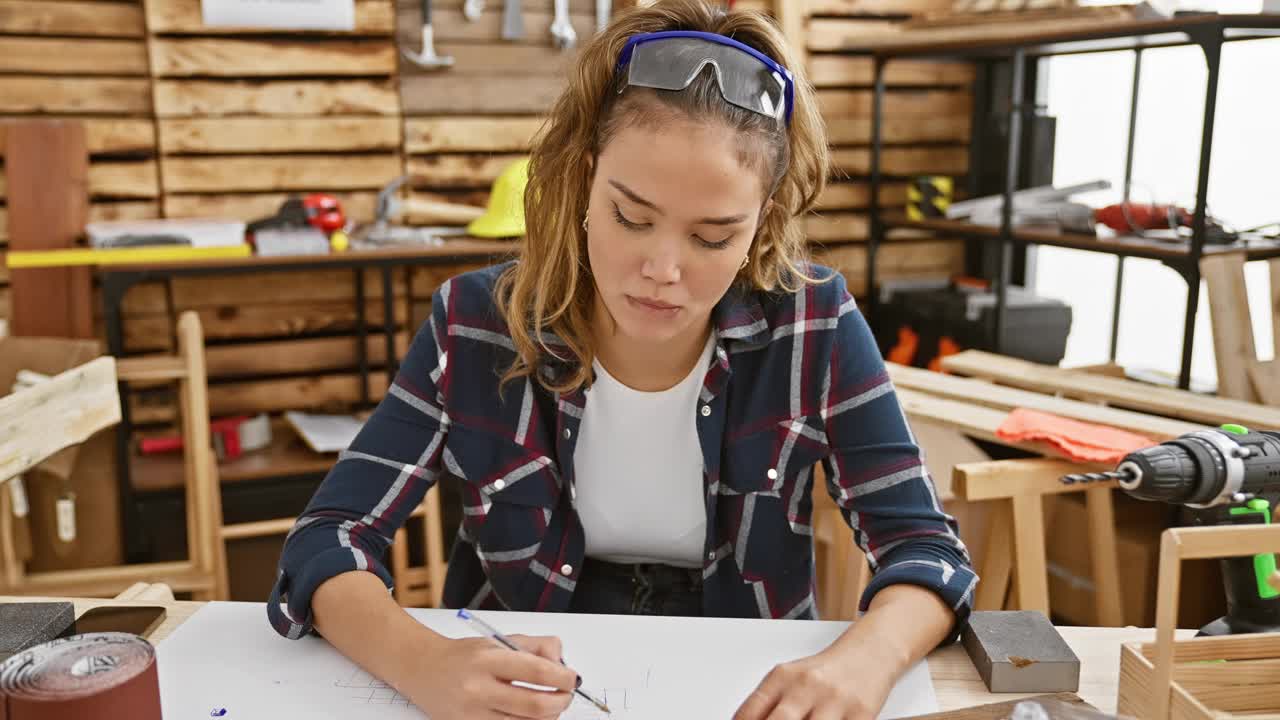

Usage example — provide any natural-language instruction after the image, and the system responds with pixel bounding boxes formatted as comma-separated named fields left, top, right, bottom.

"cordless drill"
left=1063, top=425, right=1280, bottom=636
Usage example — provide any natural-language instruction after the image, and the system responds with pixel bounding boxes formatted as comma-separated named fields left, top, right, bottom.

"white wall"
left=1032, top=11, right=1278, bottom=389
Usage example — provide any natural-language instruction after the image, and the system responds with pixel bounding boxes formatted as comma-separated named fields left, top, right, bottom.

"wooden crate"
left=1117, top=525, right=1280, bottom=719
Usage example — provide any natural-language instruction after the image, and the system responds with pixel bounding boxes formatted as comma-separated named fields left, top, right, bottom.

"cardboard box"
left=0, top=336, right=123, bottom=573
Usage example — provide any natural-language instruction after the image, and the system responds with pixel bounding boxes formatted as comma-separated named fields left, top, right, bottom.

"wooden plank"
left=149, top=38, right=396, bottom=77
left=409, top=260, right=493, bottom=297
left=421, top=4, right=596, bottom=46
left=831, top=146, right=969, bottom=176
left=806, top=212, right=868, bottom=242
left=1085, top=486, right=1124, bottom=628
left=1011, top=492, right=1050, bottom=615
left=403, top=43, right=574, bottom=76
left=203, top=333, right=409, bottom=377
left=404, top=116, right=542, bottom=154
left=807, top=0, right=952, bottom=15
left=808, top=18, right=904, bottom=52
left=163, top=191, right=379, bottom=223
left=953, top=459, right=1109, bottom=502
left=401, top=74, right=564, bottom=115
left=826, top=115, right=970, bottom=145
left=1201, top=253, right=1258, bottom=401
left=123, top=300, right=408, bottom=351
left=0, top=77, right=152, bottom=114
left=0, top=357, right=119, bottom=483
left=161, top=154, right=401, bottom=193
left=894, top=386, right=1065, bottom=456
left=817, top=89, right=972, bottom=117
left=776, top=0, right=808, bottom=69
left=169, top=268, right=407, bottom=309
left=153, top=79, right=399, bottom=117
left=887, top=363, right=1206, bottom=441
left=1, top=119, right=155, bottom=157
left=87, top=161, right=159, bottom=199
left=807, top=56, right=975, bottom=88
left=206, top=372, right=389, bottom=416
left=974, top=502, right=1012, bottom=610
left=0, top=0, right=144, bottom=38
left=812, top=240, right=965, bottom=296
left=1271, top=258, right=1280, bottom=361
left=405, top=153, right=526, bottom=189
left=159, top=117, right=400, bottom=154
left=940, top=350, right=1280, bottom=430
left=89, top=200, right=161, bottom=224
left=0, top=37, right=149, bottom=75
left=147, top=0, right=395, bottom=35
left=816, top=181, right=909, bottom=211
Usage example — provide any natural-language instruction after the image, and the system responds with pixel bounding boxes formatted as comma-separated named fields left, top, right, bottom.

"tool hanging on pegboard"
left=402, top=0, right=454, bottom=69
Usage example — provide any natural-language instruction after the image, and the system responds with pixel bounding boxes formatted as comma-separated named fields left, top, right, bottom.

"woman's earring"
left=739, top=254, right=749, bottom=270
left=582, top=214, right=589, bottom=232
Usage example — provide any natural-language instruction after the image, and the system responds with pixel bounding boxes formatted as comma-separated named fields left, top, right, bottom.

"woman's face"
left=586, top=117, right=767, bottom=347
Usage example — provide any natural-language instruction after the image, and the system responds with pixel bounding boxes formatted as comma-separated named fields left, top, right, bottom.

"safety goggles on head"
left=615, top=30, right=794, bottom=127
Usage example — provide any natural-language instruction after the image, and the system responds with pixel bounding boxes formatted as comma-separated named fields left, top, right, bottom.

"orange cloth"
left=995, top=407, right=1155, bottom=464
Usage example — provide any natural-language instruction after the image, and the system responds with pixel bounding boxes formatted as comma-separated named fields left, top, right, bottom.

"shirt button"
left=767, top=468, right=778, bottom=481
left=707, top=551, right=716, bottom=561
left=493, top=479, right=506, bottom=490
left=700, top=405, right=711, bottom=417
left=563, top=428, right=572, bottom=439
left=561, top=564, right=573, bottom=576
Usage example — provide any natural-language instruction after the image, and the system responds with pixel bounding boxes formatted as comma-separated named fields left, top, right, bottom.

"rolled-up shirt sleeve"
left=819, top=273, right=977, bottom=643
left=267, top=284, right=453, bottom=639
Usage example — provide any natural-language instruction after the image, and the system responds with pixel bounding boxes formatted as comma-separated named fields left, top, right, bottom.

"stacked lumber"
left=774, top=0, right=974, bottom=293
left=0, top=0, right=162, bottom=325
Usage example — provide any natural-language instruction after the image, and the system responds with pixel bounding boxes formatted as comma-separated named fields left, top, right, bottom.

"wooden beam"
left=831, top=146, right=968, bottom=176
left=806, top=213, right=868, bottom=242
left=0, top=77, right=152, bottom=114
left=1, top=162, right=158, bottom=200
left=812, top=240, right=965, bottom=296
left=817, top=89, right=972, bottom=118
left=1201, top=253, right=1259, bottom=401
left=807, top=56, right=975, bottom=88
left=400, top=74, right=565, bottom=115
left=941, top=350, right=1280, bottom=430
left=168, top=268, right=406, bottom=309
left=0, top=0, right=145, bottom=38
left=894, top=386, right=1065, bottom=456
left=149, top=37, right=396, bottom=77
left=163, top=191, right=379, bottom=224
left=816, top=181, right=909, bottom=211
left=888, top=363, right=1206, bottom=441
left=953, top=458, right=1109, bottom=502
left=161, top=154, right=401, bottom=193
left=808, top=18, right=904, bottom=53
left=89, top=201, right=161, bottom=224
left=202, top=333, right=409, bottom=377
left=405, top=153, right=526, bottom=189
left=0, top=357, right=119, bottom=483
left=147, top=0, right=395, bottom=35
left=159, top=117, right=400, bottom=154
left=0, top=37, right=149, bottom=75
left=826, top=115, right=970, bottom=145
left=404, top=117, right=543, bottom=154
left=775, top=0, right=808, bottom=69
left=1, top=119, right=155, bottom=156
left=153, top=79, right=399, bottom=117
left=122, top=301, right=408, bottom=352
left=404, top=43, right=574, bottom=76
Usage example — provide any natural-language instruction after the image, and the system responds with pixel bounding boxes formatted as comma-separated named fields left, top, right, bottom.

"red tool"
left=1094, top=202, right=1192, bottom=233
left=139, top=414, right=271, bottom=461
left=302, top=193, right=346, bottom=234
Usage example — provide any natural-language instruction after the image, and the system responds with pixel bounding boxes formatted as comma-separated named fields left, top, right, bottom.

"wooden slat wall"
left=0, top=0, right=160, bottom=325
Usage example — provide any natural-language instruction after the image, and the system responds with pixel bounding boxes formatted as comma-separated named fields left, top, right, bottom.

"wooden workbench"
left=2, top=585, right=1194, bottom=716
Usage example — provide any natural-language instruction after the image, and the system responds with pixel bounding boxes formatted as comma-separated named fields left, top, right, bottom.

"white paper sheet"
left=157, top=602, right=939, bottom=719
left=201, top=0, right=355, bottom=30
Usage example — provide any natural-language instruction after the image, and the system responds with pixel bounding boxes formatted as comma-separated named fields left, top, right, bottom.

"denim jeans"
left=567, top=557, right=704, bottom=616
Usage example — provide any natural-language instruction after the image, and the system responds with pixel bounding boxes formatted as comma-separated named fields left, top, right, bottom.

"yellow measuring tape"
left=6, top=244, right=252, bottom=268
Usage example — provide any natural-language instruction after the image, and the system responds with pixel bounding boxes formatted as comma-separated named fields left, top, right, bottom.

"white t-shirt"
left=572, top=332, right=715, bottom=569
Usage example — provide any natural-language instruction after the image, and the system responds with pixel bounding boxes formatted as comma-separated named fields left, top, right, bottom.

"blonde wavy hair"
left=495, top=0, right=830, bottom=394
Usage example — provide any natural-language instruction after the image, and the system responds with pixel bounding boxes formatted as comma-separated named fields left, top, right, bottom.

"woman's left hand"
left=731, top=645, right=893, bottom=720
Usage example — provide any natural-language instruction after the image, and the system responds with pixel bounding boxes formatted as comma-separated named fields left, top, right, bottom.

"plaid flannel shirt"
left=268, top=262, right=976, bottom=639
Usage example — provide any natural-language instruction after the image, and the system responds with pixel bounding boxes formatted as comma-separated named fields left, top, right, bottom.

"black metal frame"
left=100, top=250, right=507, bottom=562
left=865, top=16, right=1280, bottom=391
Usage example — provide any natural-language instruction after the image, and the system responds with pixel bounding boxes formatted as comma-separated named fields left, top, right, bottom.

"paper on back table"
left=157, top=602, right=938, bottom=719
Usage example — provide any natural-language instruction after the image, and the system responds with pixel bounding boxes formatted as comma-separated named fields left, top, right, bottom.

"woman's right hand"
left=396, top=634, right=580, bottom=720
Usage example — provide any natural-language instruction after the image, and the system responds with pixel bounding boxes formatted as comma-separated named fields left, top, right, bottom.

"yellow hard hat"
left=467, top=157, right=530, bottom=238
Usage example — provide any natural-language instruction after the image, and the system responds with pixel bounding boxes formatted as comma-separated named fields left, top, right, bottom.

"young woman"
left=268, top=2, right=976, bottom=718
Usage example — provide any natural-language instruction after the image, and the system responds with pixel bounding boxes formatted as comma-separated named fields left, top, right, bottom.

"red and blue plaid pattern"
left=268, top=263, right=976, bottom=639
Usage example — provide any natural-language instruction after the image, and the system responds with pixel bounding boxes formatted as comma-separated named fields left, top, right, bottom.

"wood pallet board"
left=806, top=212, right=868, bottom=242
left=807, top=55, right=975, bottom=88
left=121, top=300, right=410, bottom=351
left=808, top=0, right=953, bottom=15
left=149, top=37, right=396, bottom=78
left=89, top=200, right=161, bottom=224
left=0, top=37, right=149, bottom=75
left=405, top=153, right=526, bottom=189
left=407, top=43, right=576, bottom=76
left=826, top=115, right=970, bottom=145
left=0, top=0, right=145, bottom=38
left=1, top=118, right=155, bottom=157
left=153, top=79, right=400, bottom=117
left=147, top=0, right=395, bottom=35
left=831, top=146, right=969, bottom=176
left=0, top=161, right=159, bottom=200
left=202, top=332, right=409, bottom=377
left=807, top=18, right=905, bottom=52
left=0, top=77, right=152, bottom=114
left=161, top=154, right=401, bottom=193
left=816, top=181, right=909, bottom=211
left=813, top=240, right=965, bottom=297
left=400, top=74, right=565, bottom=115
left=940, top=350, right=1280, bottom=430
left=162, top=191, right=379, bottom=223
left=158, top=117, right=401, bottom=154
left=130, top=370, right=392, bottom=421
left=404, top=116, right=542, bottom=154
left=119, top=269, right=408, bottom=314
left=817, top=89, right=972, bottom=117
left=409, top=260, right=500, bottom=297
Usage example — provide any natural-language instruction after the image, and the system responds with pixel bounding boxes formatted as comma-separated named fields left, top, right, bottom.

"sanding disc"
left=0, top=632, right=160, bottom=720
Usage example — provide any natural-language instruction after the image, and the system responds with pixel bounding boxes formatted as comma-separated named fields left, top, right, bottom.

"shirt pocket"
left=720, top=417, right=829, bottom=581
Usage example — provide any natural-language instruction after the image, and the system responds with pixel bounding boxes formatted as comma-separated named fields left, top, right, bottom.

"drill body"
left=1066, top=427, right=1280, bottom=636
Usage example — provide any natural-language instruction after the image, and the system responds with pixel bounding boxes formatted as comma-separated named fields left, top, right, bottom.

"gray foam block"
left=960, top=610, right=1080, bottom=693
left=0, top=602, right=77, bottom=662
